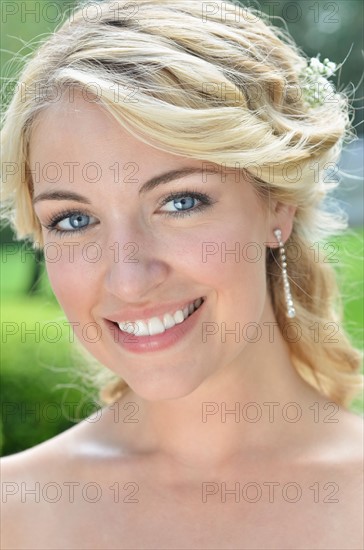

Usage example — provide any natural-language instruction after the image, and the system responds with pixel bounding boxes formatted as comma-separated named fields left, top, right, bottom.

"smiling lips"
left=116, top=297, right=204, bottom=337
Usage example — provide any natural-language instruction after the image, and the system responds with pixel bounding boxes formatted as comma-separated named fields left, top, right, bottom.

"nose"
left=103, top=228, right=169, bottom=301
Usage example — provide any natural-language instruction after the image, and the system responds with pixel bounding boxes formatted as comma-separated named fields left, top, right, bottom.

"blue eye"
left=60, top=213, right=90, bottom=230
left=158, top=190, right=213, bottom=218
left=161, top=195, right=199, bottom=213
left=44, top=209, right=98, bottom=237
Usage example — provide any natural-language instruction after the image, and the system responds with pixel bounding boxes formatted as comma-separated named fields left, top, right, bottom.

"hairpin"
left=299, top=55, right=339, bottom=108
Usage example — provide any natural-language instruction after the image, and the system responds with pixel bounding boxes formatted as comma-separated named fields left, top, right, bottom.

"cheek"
left=44, top=251, right=97, bottom=320
left=45, top=254, right=109, bottom=365
left=204, top=244, right=266, bottom=315
left=188, top=213, right=266, bottom=274
left=188, top=216, right=268, bottom=319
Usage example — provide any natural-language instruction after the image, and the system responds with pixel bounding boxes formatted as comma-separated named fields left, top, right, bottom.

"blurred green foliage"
left=1, top=306, right=99, bottom=456
left=1, top=292, right=101, bottom=457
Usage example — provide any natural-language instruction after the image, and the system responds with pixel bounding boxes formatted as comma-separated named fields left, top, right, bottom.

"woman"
left=1, top=0, right=363, bottom=548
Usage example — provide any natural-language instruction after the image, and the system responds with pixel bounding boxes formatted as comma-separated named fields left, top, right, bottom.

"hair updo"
left=1, top=0, right=362, bottom=408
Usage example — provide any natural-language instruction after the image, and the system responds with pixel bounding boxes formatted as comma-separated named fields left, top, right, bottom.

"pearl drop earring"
left=273, top=228, right=296, bottom=318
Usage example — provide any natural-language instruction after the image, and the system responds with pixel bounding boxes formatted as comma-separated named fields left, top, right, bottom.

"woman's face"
left=30, top=91, right=292, bottom=400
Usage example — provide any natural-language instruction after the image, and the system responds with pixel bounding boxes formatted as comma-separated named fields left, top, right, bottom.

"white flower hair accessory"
left=299, top=55, right=340, bottom=108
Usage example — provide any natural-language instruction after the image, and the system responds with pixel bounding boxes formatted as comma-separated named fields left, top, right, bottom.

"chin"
left=121, top=369, right=206, bottom=402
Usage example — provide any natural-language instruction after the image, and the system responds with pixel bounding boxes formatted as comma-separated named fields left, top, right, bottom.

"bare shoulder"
left=0, top=401, right=119, bottom=480
left=1, top=414, right=88, bottom=472
left=0, top=401, right=139, bottom=548
left=312, top=406, right=363, bottom=472
left=320, top=410, right=363, bottom=548
left=0, top=424, right=75, bottom=548
left=0, top=412, right=112, bottom=550
left=335, top=407, right=363, bottom=461
left=335, top=410, right=363, bottom=486
left=307, top=408, right=363, bottom=520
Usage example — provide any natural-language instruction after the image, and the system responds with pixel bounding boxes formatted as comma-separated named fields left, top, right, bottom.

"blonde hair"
left=1, top=0, right=362, bottom=408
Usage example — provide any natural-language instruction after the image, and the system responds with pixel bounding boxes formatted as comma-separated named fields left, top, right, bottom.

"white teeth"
left=134, top=320, right=148, bottom=336
left=148, top=317, right=166, bottom=336
left=117, top=297, right=204, bottom=336
left=118, top=321, right=138, bottom=334
left=173, top=310, right=185, bottom=324
left=163, top=313, right=176, bottom=330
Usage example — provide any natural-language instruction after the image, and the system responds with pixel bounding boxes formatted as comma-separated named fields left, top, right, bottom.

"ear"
left=265, top=200, right=297, bottom=248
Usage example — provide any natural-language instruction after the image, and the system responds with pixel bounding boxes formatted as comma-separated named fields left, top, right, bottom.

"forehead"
left=28, top=90, right=204, bottom=176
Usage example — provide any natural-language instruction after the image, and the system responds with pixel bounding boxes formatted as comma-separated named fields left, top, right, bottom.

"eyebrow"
left=32, top=167, right=204, bottom=205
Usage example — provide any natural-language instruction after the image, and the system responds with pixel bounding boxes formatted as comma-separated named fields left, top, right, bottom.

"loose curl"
left=1, top=0, right=362, bottom=408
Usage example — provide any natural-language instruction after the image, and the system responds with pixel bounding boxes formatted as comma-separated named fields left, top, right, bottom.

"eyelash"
left=43, top=189, right=214, bottom=238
